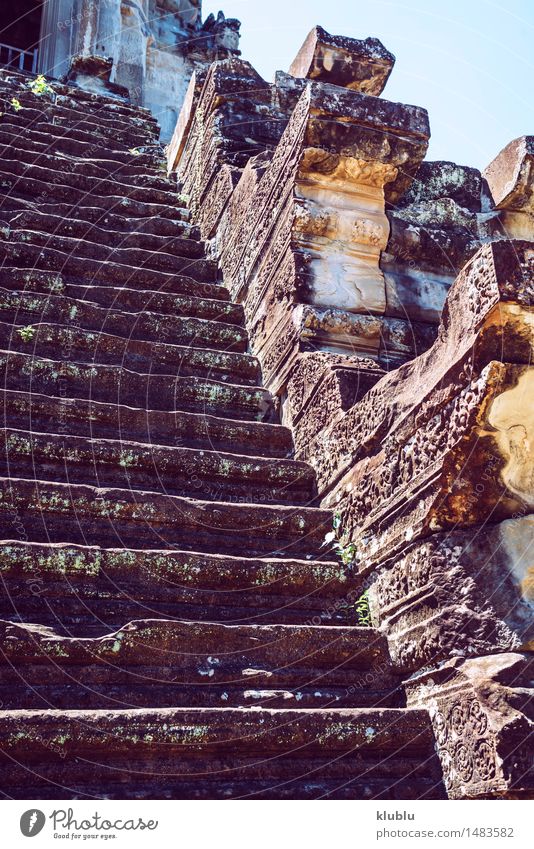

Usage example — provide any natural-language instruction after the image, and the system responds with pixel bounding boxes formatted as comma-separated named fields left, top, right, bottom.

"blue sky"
left=203, top=0, right=533, bottom=171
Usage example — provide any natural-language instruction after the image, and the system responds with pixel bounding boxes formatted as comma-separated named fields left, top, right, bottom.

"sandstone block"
left=288, top=25, right=395, bottom=95
left=484, top=136, right=534, bottom=211
left=400, top=160, right=483, bottom=212
left=313, top=240, right=534, bottom=497
left=370, top=518, right=534, bottom=673
left=284, top=353, right=384, bottom=454
left=406, top=653, right=534, bottom=799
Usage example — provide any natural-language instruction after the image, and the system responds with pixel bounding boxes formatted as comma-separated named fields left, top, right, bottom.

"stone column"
left=38, top=0, right=79, bottom=78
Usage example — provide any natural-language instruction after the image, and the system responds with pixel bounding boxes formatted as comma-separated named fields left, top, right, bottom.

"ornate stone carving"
left=170, top=32, right=534, bottom=802
left=407, top=654, right=534, bottom=799
left=368, top=518, right=534, bottom=673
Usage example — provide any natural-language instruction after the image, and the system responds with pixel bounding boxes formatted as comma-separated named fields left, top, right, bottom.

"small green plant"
left=10, top=98, right=22, bottom=112
left=119, top=451, right=137, bottom=469
left=27, top=74, right=53, bottom=97
left=17, top=325, right=36, bottom=342
left=324, top=514, right=371, bottom=625
left=355, top=589, right=372, bottom=627
left=323, top=512, right=357, bottom=566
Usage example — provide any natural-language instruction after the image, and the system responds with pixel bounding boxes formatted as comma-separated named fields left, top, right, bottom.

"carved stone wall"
left=170, top=28, right=534, bottom=486
left=172, top=24, right=534, bottom=798
left=406, top=654, right=533, bottom=799
left=321, top=241, right=534, bottom=797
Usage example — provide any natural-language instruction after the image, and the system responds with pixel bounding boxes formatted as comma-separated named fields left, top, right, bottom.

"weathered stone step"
left=53, top=93, right=158, bottom=127
left=0, top=707, right=444, bottom=799
left=0, top=268, right=227, bottom=310
left=0, top=96, right=159, bottom=149
left=0, top=619, right=400, bottom=709
left=68, top=284, right=243, bottom=324
left=0, top=70, right=160, bottom=125
left=2, top=113, right=163, bottom=167
left=0, top=390, right=290, bottom=457
left=0, top=477, right=331, bottom=556
left=5, top=227, right=208, bottom=276
left=0, top=271, right=239, bottom=323
left=0, top=86, right=158, bottom=138
left=0, top=142, right=173, bottom=191
left=0, top=541, right=348, bottom=630
left=0, top=241, right=217, bottom=287
left=0, top=134, right=171, bottom=186
left=0, top=172, right=190, bottom=222
left=0, top=159, right=179, bottom=205
left=9, top=209, right=202, bottom=255
left=0, top=289, right=248, bottom=352
left=0, top=428, right=316, bottom=505
left=0, top=322, right=257, bottom=386
left=0, top=352, right=271, bottom=420
left=0, top=119, right=164, bottom=174
left=0, top=187, right=192, bottom=232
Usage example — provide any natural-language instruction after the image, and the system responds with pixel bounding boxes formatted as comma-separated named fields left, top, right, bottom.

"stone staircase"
left=0, top=69, right=444, bottom=799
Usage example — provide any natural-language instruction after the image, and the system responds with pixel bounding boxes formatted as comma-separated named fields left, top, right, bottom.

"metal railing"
left=0, top=43, right=39, bottom=74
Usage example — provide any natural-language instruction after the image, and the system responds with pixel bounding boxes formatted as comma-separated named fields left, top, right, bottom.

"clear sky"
left=203, top=0, right=533, bottom=171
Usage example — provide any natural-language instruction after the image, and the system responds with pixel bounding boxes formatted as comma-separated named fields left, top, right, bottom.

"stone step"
left=0, top=267, right=227, bottom=308
left=9, top=209, right=202, bottom=255
left=1, top=98, right=158, bottom=150
left=0, top=271, right=240, bottom=323
left=0, top=428, right=316, bottom=505
left=0, top=707, right=444, bottom=799
left=53, top=92, right=158, bottom=127
left=7, top=89, right=160, bottom=138
left=0, top=322, right=258, bottom=385
left=0, top=142, right=174, bottom=192
left=0, top=91, right=158, bottom=143
left=0, top=618, right=400, bottom=709
left=0, top=171, right=190, bottom=222
left=0, top=158, right=177, bottom=205
left=0, top=477, right=331, bottom=556
left=0, top=241, right=217, bottom=287
left=0, top=187, right=192, bottom=230
left=0, top=352, right=271, bottom=420
left=0, top=541, right=349, bottom=631
left=70, top=284, right=243, bottom=324
left=0, top=289, right=248, bottom=352
left=0, top=71, right=160, bottom=126
left=0, top=115, right=163, bottom=169
left=4, top=226, right=209, bottom=275
left=2, top=112, right=163, bottom=161
left=0, top=390, right=291, bottom=457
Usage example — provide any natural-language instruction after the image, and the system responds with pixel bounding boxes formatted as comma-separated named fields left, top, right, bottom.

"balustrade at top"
left=0, top=43, right=39, bottom=74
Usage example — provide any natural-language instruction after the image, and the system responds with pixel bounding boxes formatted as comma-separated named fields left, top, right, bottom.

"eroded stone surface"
left=288, top=25, right=395, bottom=95
left=484, top=136, right=534, bottom=211
left=370, top=519, right=534, bottom=674
left=406, top=653, right=534, bottom=799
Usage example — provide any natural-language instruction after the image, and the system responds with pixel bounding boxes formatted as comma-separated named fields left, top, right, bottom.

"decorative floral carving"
left=450, top=702, right=468, bottom=736
left=469, top=698, right=488, bottom=735
left=473, top=739, right=497, bottom=780
left=454, top=742, right=475, bottom=782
